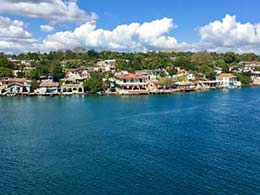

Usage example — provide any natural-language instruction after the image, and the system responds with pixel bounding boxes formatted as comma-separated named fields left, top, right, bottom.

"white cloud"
left=0, top=16, right=37, bottom=53
left=41, top=17, right=180, bottom=52
left=196, top=14, right=260, bottom=53
left=1, top=14, right=260, bottom=54
left=40, top=24, right=54, bottom=32
left=0, top=0, right=97, bottom=24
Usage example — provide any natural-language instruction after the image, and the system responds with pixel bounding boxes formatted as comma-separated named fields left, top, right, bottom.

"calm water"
left=1, top=88, right=260, bottom=195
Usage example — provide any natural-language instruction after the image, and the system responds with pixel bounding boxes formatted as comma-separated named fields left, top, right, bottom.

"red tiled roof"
left=217, top=73, right=236, bottom=78
left=8, top=78, right=27, bottom=82
left=7, top=83, right=25, bottom=87
left=40, top=82, right=59, bottom=87
left=115, top=73, right=144, bottom=79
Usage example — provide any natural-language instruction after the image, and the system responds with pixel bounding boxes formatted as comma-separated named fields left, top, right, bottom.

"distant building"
left=38, top=82, right=59, bottom=95
left=135, top=69, right=168, bottom=80
left=187, top=73, right=195, bottom=81
left=115, top=73, right=148, bottom=95
left=199, top=80, right=222, bottom=89
left=0, top=78, right=31, bottom=95
left=60, top=84, right=84, bottom=95
left=6, top=83, right=31, bottom=95
left=63, top=67, right=90, bottom=84
left=95, top=60, right=117, bottom=72
left=216, top=73, right=241, bottom=88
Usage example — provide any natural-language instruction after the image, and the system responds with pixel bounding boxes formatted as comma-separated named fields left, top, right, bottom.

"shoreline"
left=0, top=85, right=258, bottom=98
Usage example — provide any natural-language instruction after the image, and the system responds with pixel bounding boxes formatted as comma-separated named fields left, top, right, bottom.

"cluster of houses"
left=4, top=58, right=260, bottom=96
left=111, top=70, right=241, bottom=95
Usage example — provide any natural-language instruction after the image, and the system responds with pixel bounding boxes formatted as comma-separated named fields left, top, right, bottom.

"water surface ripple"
left=1, top=88, right=260, bottom=195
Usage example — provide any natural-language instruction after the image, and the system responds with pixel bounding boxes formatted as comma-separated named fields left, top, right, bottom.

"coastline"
left=0, top=85, right=257, bottom=97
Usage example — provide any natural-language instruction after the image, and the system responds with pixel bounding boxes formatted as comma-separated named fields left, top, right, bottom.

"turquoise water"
left=1, top=88, right=260, bottom=195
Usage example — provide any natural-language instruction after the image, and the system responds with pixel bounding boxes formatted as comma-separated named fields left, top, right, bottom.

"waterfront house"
left=199, top=80, right=222, bottom=89
left=251, top=71, right=260, bottom=85
left=6, top=83, right=31, bottom=95
left=251, top=71, right=260, bottom=79
left=216, top=73, right=241, bottom=88
left=176, top=81, right=195, bottom=91
left=0, top=78, right=31, bottom=95
left=60, top=84, right=84, bottom=95
left=115, top=73, right=148, bottom=95
left=38, top=82, right=59, bottom=95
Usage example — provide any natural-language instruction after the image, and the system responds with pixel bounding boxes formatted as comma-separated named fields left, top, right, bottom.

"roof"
left=40, top=82, right=59, bottom=88
left=7, top=78, right=27, bottom=83
left=115, top=73, right=144, bottom=79
left=217, top=73, right=236, bottom=78
left=7, top=83, right=26, bottom=87
left=176, top=81, right=194, bottom=86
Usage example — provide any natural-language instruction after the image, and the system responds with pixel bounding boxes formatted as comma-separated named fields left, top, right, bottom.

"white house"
left=38, top=82, right=59, bottom=95
left=0, top=78, right=31, bottom=95
left=60, top=84, right=84, bottom=95
left=6, top=83, right=31, bottom=95
left=187, top=73, right=195, bottom=81
left=115, top=73, right=148, bottom=95
left=216, top=73, right=241, bottom=88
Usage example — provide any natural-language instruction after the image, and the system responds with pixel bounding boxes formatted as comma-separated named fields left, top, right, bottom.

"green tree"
left=16, top=71, right=26, bottom=78
left=0, top=67, right=12, bottom=77
left=167, top=66, right=178, bottom=76
left=224, top=52, right=238, bottom=64
left=83, top=72, right=103, bottom=94
left=236, top=73, right=252, bottom=86
left=0, top=55, right=14, bottom=69
left=239, top=53, right=257, bottom=62
left=49, top=62, right=64, bottom=81
left=174, top=56, right=194, bottom=71
left=31, top=80, right=40, bottom=91
left=191, top=52, right=213, bottom=66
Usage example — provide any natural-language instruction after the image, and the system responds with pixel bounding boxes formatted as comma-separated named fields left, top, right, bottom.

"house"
left=6, top=83, right=31, bottom=95
left=251, top=71, right=260, bottom=80
left=176, top=67, right=188, bottom=76
left=115, top=73, right=149, bottom=95
left=187, top=73, right=195, bottom=81
left=0, top=78, right=31, bottom=95
left=199, top=80, right=222, bottom=89
left=0, top=81, right=3, bottom=95
left=38, top=82, right=59, bottom=95
left=176, top=81, right=195, bottom=91
left=39, top=76, right=54, bottom=83
left=60, top=84, right=84, bottom=95
left=214, top=67, right=223, bottom=75
left=95, top=60, right=117, bottom=72
left=64, top=67, right=90, bottom=83
left=216, top=73, right=241, bottom=88
left=251, top=71, right=260, bottom=85
left=135, top=69, right=168, bottom=80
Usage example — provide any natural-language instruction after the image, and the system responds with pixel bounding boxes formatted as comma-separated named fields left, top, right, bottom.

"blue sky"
left=0, top=0, right=259, bottom=54
left=81, top=0, right=260, bottom=42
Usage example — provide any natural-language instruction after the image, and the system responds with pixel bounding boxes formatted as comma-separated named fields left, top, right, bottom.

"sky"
left=0, top=0, right=260, bottom=54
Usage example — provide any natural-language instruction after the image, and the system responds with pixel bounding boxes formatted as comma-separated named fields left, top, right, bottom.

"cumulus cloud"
left=1, top=14, right=260, bottom=54
left=0, top=16, right=38, bottom=53
left=196, top=14, right=260, bottom=53
left=41, top=18, right=181, bottom=52
left=39, top=14, right=260, bottom=54
left=40, top=24, right=54, bottom=32
left=0, top=0, right=97, bottom=24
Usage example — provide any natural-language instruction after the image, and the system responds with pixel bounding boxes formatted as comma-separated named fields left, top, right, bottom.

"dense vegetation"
left=0, top=50, right=259, bottom=88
